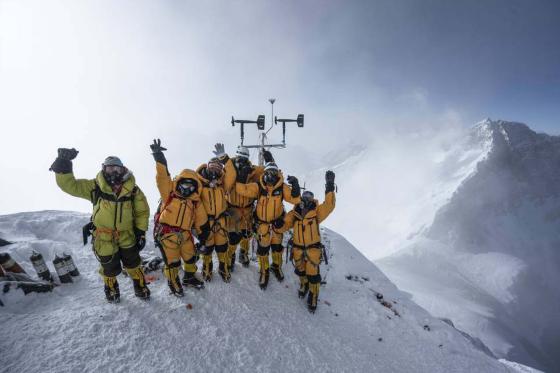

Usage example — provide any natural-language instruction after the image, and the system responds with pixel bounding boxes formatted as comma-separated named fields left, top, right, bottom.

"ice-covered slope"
left=378, top=120, right=560, bottom=372
left=0, top=210, right=521, bottom=373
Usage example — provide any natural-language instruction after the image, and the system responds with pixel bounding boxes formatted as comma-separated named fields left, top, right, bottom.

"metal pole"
left=271, top=101, right=274, bottom=128
left=259, top=133, right=265, bottom=166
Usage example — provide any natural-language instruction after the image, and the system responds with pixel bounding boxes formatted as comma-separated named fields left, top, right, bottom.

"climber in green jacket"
left=50, top=148, right=151, bottom=303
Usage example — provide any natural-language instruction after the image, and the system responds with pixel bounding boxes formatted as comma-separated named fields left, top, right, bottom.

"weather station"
left=230, top=98, right=304, bottom=165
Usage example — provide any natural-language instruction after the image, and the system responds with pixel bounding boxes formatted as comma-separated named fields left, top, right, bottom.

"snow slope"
left=0, top=210, right=522, bottom=373
left=378, top=120, right=560, bottom=372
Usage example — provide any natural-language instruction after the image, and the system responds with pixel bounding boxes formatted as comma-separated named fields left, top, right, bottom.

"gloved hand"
left=58, top=148, right=79, bottom=160
left=213, top=143, right=226, bottom=158
left=272, top=217, right=284, bottom=230
left=49, top=147, right=78, bottom=173
left=262, top=149, right=274, bottom=163
left=150, top=138, right=167, bottom=153
left=150, top=139, right=167, bottom=165
left=287, top=175, right=300, bottom=197
left=134, top=227, right=146, bottom=251
left=325, top=170, right=336, bottom=193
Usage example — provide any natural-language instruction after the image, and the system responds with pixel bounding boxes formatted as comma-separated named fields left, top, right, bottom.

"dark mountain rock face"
left=427, top=119, right=560, bottom=372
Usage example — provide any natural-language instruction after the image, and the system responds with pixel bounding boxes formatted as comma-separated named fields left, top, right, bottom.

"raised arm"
left=150, top=139, right=172, bottom=200
left=50, top=148, right=96, bottom=201
left=222, top=159, right=236, bottom=192
left=317, top=171, right=336, bottom=223
left=213, top=143, right=236, bottom=192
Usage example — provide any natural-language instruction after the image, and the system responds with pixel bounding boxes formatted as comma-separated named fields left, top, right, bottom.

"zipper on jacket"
left=113, top=201, right=118, bottom=231
left=210, top=188, right=215, bottom=215
left=300, top=220, right=306, bottom=248
left=175, top=201, right=183, bottom=225
left=119, top=201, right=124, bottom=223
left=179, top=200, right=187, bottom=228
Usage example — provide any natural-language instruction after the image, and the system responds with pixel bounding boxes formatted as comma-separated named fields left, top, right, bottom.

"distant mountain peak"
left=471, top=119, right=553, bottom=155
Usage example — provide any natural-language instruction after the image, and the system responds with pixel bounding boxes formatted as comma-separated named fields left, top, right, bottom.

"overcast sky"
left=1, top=0, right=559, bottom=215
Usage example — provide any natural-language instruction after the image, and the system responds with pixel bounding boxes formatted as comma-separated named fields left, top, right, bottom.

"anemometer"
left=230, top=98, right=304, bottom=166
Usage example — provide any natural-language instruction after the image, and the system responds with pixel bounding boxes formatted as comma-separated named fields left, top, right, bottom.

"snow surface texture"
left=0, top=211, right=518, bottom=373
left=379, top=120, right=560, bottom=372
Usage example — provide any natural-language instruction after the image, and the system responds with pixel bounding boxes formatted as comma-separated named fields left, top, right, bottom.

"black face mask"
left=176, top=179, right=197, bottom=197
left=300, top=191, right=315, bottom=211
left=103, top=167, right=126, bottom=186
left=263, top=171, right=279, bottom=185
left=207, top=170, right=220, bottom=181
left=234, top=157, right=249, bottom=169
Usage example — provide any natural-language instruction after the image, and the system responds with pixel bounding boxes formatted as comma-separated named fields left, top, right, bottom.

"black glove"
left=134, top=227, right=146, bottom=251
left=150, top=139, right=167, bottom=165
left=198, top=222, right=211, bottom=244
left=325, top=170, right=336, bottom=193
left=49, top=147, right=78, bottom=173
left=287, top=175, right=300, bottom=198
left=58, top=148, right=79, bottom=160
left=273, top=217, right=284, bottom=229
left=262, top=149, right=274, bottom=163
left=82, top=221, right=94, bottom=246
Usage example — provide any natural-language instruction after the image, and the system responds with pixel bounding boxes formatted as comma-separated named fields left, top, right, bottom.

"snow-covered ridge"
left=0, top=210, right=522, bottom=373
left=379, top=119, right=560, bottom=372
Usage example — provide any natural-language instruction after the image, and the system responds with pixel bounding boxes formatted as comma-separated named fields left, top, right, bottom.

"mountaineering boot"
left=270, top=264, right=284, bottom=282
left=182, top=272, right=204, bottom=289
left=163, top=265, right=184, bottom=297
left=127, top=266, right=150, bottom=300
left=307, top=282, right=320, bottom=313
left=238, top=251, right=250, bottom=267
left=298, top=276, right=309, bottom=299
left=257, top=255, right=270, bottom=289
left=103, top=276, right=120, bottom=303
left=229, top=252, right=236, bottom=273
left=217, top=252, right=231, bottom=283
left=219, top=261, right=231, bottom=283
left=259, top=269, right=270, bottom=290
left=227, top=244, right=236, bottom=273
left=271, top=252, right=284, bottom=282
left=202, top=255, right=213, bottom=282
left=239, top=239, right=250, bottom=267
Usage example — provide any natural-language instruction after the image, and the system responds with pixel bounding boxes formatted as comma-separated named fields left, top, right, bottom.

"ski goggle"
left=103, top=165, right=125, bottom=175
left=234, top=157, right=249, bottom=167
left=207, top=169, right=222, bottom=180
left=177, top=179, right=197, bottom=197
left=302, top=191, right=315, bottom=202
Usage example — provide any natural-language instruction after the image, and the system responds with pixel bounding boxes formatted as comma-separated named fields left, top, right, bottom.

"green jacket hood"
left=95, top=170, right=136, bottom=196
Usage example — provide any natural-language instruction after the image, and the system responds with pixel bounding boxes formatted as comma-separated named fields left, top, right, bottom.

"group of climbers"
left=50, top=141, right=336, bottom=312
